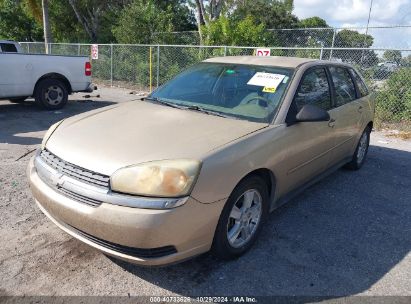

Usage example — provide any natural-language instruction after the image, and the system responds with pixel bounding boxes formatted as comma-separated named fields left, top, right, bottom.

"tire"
left=35, top=79, right=68, bottom=110
left=8, top=97, right=28, bottom=103
left=211, top=175, right=269, bottom=260
left=345, top=126, right=371, bottom=170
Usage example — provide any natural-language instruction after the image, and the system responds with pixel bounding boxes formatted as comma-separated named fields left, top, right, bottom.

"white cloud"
left=293, top=0, right=411, bottom=48
left=294, top=0, right=410, bottom=26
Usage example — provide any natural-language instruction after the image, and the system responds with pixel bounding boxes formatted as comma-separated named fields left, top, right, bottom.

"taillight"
left=85, top=62, right=92, bottom=76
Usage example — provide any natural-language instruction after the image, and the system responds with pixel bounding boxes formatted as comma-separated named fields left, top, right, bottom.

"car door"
left=349, top=67, right=372, bottom=128
left=281, top=66, right=336, bottom=191
left=326, top=66, right=363, bottom=165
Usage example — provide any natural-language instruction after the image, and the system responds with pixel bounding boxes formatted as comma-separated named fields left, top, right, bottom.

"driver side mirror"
left=296, top=104, right=330, bottom=122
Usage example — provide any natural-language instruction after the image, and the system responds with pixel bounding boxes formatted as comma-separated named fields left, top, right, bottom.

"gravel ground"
left=0, top=86, right=410, bottom=298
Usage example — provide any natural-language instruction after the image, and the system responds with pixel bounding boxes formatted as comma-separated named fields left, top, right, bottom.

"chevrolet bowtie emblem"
left=51, top=173, right=64, bottom=188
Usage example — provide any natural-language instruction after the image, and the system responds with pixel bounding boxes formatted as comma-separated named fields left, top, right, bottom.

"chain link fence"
left=19, top=42, right=411, bottom=129
left=151, top=26, right=411, bottom=49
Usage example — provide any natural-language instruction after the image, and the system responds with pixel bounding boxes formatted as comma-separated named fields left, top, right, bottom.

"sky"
left=293, top=0, right=411, bottom=49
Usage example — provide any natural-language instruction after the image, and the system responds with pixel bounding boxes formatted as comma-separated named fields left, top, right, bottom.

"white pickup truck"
left=0, top=40, right=94, bottom=109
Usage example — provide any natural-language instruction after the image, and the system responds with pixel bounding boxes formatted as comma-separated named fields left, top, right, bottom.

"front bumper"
left=27, top=156, right=225, bottom=266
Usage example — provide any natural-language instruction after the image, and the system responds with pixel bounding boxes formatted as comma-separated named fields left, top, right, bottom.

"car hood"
left=46, top=101, right=268, bottom=175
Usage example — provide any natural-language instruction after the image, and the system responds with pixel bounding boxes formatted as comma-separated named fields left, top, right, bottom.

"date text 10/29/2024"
left=150, top=296, right=258, bottom=303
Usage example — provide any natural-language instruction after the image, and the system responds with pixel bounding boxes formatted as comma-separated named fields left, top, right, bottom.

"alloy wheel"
left=227, top=189, right=262, bottom=248
left=357, top=131, right=368, bottom=165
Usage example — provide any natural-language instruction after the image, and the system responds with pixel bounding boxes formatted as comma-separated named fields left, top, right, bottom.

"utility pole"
left=360, top=0, right=373, bottom=65
left=364, top=0, right=374, bottom=45
left=42, top=0, right=52, bottom=54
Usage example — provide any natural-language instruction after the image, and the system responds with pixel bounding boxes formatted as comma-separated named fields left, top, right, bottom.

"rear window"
left=350, top=69, right=369, bottom=97
left=0, top=43, right=18, bottom=53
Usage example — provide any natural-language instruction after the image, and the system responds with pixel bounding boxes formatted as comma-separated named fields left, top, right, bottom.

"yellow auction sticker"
left=262, top=86, right=276, bottom=93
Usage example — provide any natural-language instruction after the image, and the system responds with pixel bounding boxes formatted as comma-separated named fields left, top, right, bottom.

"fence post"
left=224, top=46, right=227, bottom=56
left=329, top=28, right=336, bottom=60
left=110, top=44, right=113, bottom=87
left=149, top=46, right=153, bottom=92
left=27, top=43, right=30, bottom=54
left=156, top=45, right=160, bottom=88
left=49, top=43, right=52, bottom=54
left=78, top=44, right=80, bottom=56
left=320, top=47, right=324, bottom=60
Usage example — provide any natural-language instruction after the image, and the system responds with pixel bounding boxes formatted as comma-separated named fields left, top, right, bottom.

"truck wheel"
left=9, top=97, right=28, bottom=103
left=35, top=79, right=68, bottom=110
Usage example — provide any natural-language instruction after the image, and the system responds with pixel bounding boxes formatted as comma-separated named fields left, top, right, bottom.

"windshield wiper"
left=143, top=98, right=236, bottom=119
left=142, top=96, right=181, bottom=109
left=182, top=105, right=235, bottom=119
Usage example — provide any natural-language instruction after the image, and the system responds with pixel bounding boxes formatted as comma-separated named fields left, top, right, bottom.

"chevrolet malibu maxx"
left=28, top=56, right=374, bottom=266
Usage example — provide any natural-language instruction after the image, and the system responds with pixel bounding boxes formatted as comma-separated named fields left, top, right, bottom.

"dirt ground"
left=0, top=86, right=410, bottom=298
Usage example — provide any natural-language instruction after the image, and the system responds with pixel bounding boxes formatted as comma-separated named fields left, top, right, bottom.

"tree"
left=279, top=16, right=330, bottom=48
left=335, top=29, right=373, bottom=48
left=193, top=0, right=224, bottom=25
left=229, top=0, right=298, bottom=29
left=113, top=0, right=196, bottom=44
left=383, top=50, right=402, bottom=64
left=0, top=0, right=42, bottom=41
left=47, top=0, right=88, bottom=43
left=190, top=0, right=225, bottom=43
left=191, top=0, right=299, bottom=45
left=113, top=0, right=176, bottom=44
left=333, top=29, right=378, bottom=66
left=298, top=16, right=328, bottom=28
left=68, top=0, right=130, bottom=42
left=201, top=15, right=272, bottom=47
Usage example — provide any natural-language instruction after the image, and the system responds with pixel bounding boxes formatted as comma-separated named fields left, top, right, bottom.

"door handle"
left=328, top=118, right=336, bottom=128
left=358, top=106, right=363, bottom=113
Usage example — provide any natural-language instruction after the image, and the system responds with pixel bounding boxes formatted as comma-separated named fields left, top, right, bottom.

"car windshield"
left=149, top=62, right=294, bottom=123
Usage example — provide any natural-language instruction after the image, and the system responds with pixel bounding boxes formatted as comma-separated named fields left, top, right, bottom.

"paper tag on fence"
left=247, top=72, right=285, bottom=89
left=91, top=44, right=98, bottom=60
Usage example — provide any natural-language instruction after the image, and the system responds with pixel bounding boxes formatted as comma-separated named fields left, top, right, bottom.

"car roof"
left=203, top=56, right=318, bottom=68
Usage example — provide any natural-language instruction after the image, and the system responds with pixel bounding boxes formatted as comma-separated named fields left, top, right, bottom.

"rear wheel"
left=35, top=79, right=68, bottom=110
left=8, top=97, right=28, bottom=103
left=212, top=175, right=269, bottom=260
left=345, top=126, right=371, bottom=170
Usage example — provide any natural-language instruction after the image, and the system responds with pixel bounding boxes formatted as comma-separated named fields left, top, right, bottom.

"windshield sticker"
left=247, top=72, right=286, bottom=88
left=262, top=86, right=276, bottom=93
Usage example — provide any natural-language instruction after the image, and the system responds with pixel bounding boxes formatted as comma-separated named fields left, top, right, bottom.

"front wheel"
left=35, top=79, right=68, bottom=110
left=345, top=126, right=371, bottom=170
left=212, top=175, right=269, bottom=260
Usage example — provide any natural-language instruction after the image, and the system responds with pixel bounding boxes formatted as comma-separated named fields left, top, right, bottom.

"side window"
left=0, top=43, right=18, bottom=53
left=295, top=68, right=331, bottom=111
left=350, top=68, right=369, bottom=97
left=329, top=66, right=357, bottom=106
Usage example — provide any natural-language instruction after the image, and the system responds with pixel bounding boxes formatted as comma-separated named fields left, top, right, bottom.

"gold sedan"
left=28, top=56, right=375, bottom=266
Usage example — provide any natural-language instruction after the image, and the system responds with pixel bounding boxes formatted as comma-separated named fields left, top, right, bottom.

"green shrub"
left=375, top=68, right=411, bottom=122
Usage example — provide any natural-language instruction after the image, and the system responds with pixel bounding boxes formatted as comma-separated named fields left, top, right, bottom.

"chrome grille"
left=40, top=149, right=110, bottom=189
left=57, top=187, right=103, bottom=207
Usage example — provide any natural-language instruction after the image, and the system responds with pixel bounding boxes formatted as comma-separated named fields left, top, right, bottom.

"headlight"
left=41, top=120, right=64, bottom=150
left=111, top=160, right=201, bottom=197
